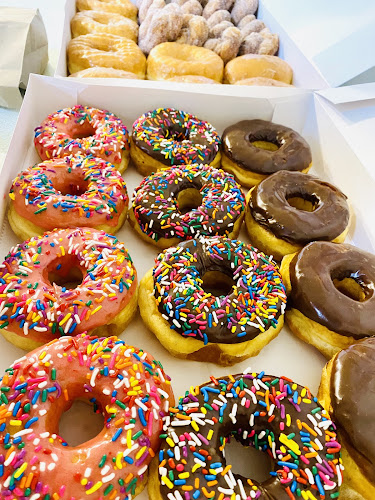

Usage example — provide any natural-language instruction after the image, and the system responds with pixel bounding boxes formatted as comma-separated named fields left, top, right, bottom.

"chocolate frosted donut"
left=139, top=236, right=287, bottom=365
left=289, top=242, right=375, bottom=338
left=221, top=119, right=312, bottom=187
left=281, top=241, right=375, bottom=358
left=131, top=108, right=221, bottom=176
left=331, top=339, right=375, bottom=484
left=149, top=372, right=343, bottom=500
left=245, top=171, right=350, bottom=260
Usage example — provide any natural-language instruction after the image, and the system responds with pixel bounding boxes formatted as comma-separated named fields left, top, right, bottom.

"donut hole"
left=286, top=193, right=320, bottom=212
left=250, top=140, right=279, bottom=151
left=57, top=180, right=89, bottom=197
left=46, top=256, right=84, bottom=290
left=223, top=437, right=272, bottom=483
left=59, top=398, right=104, bottom=447
left=332, top=273, right=372, bottom=302
left=201, top=270, right=234, bottom=297
left=164, top=126, right=188, bottom=142
left=176, top=188, right=203, bottom=214
left=71, top=122, right=96, bottom=139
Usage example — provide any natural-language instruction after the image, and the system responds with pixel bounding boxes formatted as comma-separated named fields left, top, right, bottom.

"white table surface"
left=0, top=0, right=66, bottom=169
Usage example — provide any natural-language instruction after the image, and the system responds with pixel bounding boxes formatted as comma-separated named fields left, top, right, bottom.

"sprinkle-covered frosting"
left=153, top=237, right=287, bottom=345
left=0, top=333, right=174, bottom=499
left=10, top=155, right=128, bottom=230
left=34, top=105, right=130, bottom=167
left=0, top=228, right=137, bottom=345
left=157, top=371, right=343, bottom=500
left=132, top=108, right=221, bottom=166
left=132, top=164, right=245, bottom=243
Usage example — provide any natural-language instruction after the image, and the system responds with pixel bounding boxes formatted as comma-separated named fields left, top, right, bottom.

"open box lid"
left=262, top=0, right=375, bottom=88
left=315, top=83, right=375, bottom=181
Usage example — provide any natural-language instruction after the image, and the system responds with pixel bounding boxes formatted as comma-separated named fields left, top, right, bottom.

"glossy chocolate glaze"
left=289, top=241, right=375, bottom=337
left=249, top=171, right=349, bottom=244
left=222, top=119, right=312, bottom=174
left=158, top=373, right=342, bottom=500
left=331, top=338, right=375, bottom=483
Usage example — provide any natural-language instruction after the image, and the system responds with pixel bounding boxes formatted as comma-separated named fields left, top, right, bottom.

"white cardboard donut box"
left=0, top=74, right=374, bottom=486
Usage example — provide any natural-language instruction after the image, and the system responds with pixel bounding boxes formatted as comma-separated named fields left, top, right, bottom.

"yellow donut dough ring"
left=147, top=42, right=224, bottom=82
left=224, top=54, right=293, bottom=84
left=76, top=0, right=138, bottom=22
left=71, top=10, right=138, bottom=41
left=68, top=33, right=146, bottom=78
left=69, top=67, right=138, bottom=78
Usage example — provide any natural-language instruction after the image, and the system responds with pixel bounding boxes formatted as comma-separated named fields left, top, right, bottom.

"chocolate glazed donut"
left=330, top=338, right=375, bottom=484
left=289, top=241, right=375, bottom=337
left=222, top=119, right=312, bottom=174
left=154, top=373, right=343, bottom=500
left=249, top=171, right=350, bottom=244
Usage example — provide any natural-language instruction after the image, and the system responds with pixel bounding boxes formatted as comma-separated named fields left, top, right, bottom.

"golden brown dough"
left=224, top=54, right=293, bottom=84
left=71, top=10, right=138, bottom=41
left=76, top=0, right=138, bottom=22
left=69, top=67, right=139, bottom=78
left=138, top=3, right=183, bottom=54
left=176, top=15, right=209, bottom=46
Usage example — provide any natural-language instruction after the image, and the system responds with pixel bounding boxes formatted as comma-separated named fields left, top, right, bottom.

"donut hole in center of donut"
left=71, top=122, right=96, bottom=140
left=250, top=140, right=279, bottom=151
left=176, top=188, right=203, bottom=214
left=46, top=255, right=85, bottom=290
left=201, top=270, right=234, bottom=297
left=332, top=272, right=372, bottom=302
left=59, top=398, right=104, bottom=447
left=57, top=179, right=89, bottom=197
left=223, top=437, right=272, bottom=483
left=286, top=193, right=320, bottom=212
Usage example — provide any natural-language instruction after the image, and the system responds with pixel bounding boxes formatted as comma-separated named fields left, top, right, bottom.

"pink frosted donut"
left=0, top=333, right=174, bottom=499
left=34, top=105, right=130, bottom=172
left=8, top=155, right=129, bottom=240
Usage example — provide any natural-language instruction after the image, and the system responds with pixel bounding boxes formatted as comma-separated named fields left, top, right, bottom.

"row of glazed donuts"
left=2, top=102, right=375, bottom=499
left=68, top=0, right=294, bottom=85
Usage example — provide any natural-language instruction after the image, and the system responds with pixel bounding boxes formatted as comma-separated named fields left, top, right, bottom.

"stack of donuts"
left=1, top=100, right=375, bottom=499
left=67, top=0, right=293, bottom=85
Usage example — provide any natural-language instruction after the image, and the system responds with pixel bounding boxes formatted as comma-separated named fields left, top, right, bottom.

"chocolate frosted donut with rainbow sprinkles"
left=8, top=155, right=129, bottom=241
left=139, top=236, right=287, bottom=366
left=0, top=333, right=174, bottom=499
left=0, top=227, right=137, bottom=351
left=130, top=108, right=221, bottom=176
left=34, top=105, right=130, bottom=173
left=148, top=371, right=343, bottom=500
left=129, top=164, right=246, bottom=248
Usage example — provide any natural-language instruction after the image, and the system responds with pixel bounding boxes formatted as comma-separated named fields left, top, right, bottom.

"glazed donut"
left=76, top=0, right=138, bottom=22
left=131, top=107, right=221, bottom=176
left=221, top=119, right=312, bottom=187
left=8, top=155, right=129, bottom=241
left=69, top=67, right=138, bottom=78
left=0, top=333, right=174, bottom=499
left=235, top=76, right=293, bottom=86
left=34, top=104, right=130, bottom=173
left=224, top=54, right=293, bottom=84
left=280, top=241, right=375, bottom=359
left=139, top=236, right=286, bottom=366
left=68, top=34, right=146, bottom=79
left=71, top=10, right=139, bottom=41
left=0, top=227, right=137, bottom=351
left=245, top=170, right=350, bottom=260
left=149, top=370, right=343, bottom=500
left=129, top=164, right=246, bottom=248
left=167, top=75, right=220, bottom=83
left=146, top=42, right=224, bottom=82
left=319, top=338, right=375, bottom=499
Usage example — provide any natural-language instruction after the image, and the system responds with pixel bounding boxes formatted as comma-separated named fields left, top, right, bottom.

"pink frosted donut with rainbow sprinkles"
left=0, top=333, right=174, bottom=499
left=0, top=227, right=138, bottom=351
left=34, top=105, right=130, bottom=173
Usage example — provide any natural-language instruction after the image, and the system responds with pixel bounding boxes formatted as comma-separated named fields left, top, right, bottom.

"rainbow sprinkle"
left=157, top=371, right=343, bottom=500
left=0, top=228, right=136, bottom=344
left=153, top=236, right=287, bottom=344
left=132, top=164, right=245, bottom=243
left=34, top=105, right=129, bottom=166
left=0, top=333, right=173, bottom=498
left=132, top=108, right=221, bottom=166
left=9, top=155, right=128, bottom=229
